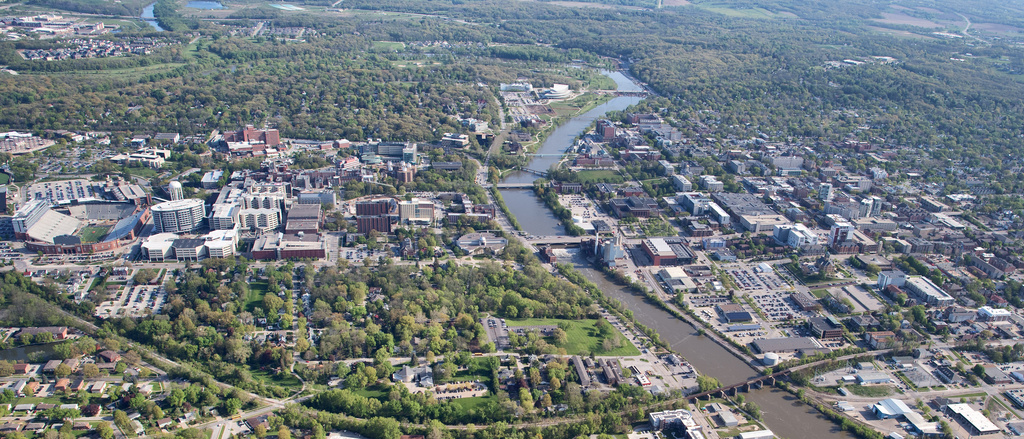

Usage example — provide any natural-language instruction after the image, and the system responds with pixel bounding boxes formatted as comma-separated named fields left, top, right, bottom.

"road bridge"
left=687, top=371, right=790, bottom=402
left=526, top=236, right=589, bottom=245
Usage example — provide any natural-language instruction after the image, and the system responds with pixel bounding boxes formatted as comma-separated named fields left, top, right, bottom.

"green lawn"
left=125, top=167, right=159, bottom=178
left=448, top=395, right=494, bottom=411
left=506, top=318, right=641, bottom=356
left=251, top=369, right=302, bottom=390
left=440, top=357, right=493, bottom=384
left=575, top=170, right=624, bottom=184
left=810, top=289, right=829, bottom=298
left=351, top=387, right=386, bottom=399
left=0, top=174, right=9, bottom=184
left=77, top=225, right=110, bottom=243
left=245, top=281, right=268, bottom=312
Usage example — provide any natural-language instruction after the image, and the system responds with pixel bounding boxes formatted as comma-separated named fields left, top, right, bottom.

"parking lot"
left=95, top=284, right=166, bottom=318
left=749, top=292, right=810, bottom=321
left=727, top=264, right=790, bottom=293
left=342, top=245, right=396, bottom=262
left=481, top=317, right=510, bottom=350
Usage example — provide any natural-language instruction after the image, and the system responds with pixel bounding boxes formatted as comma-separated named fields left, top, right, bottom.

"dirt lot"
left=526, top=105, right=555, bottom=115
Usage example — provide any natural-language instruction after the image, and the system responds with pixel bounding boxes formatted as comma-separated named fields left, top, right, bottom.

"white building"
left=209, top=204, right=239, bottom=230
left=201, top=170, right=224, bottom=189
left=141, top=233, right=178, bottom=261
left=978, top=306, right=1012, bottom=322
left=151, top=199, right=206, bottom=233
left=238, top=208, right=281, bottom=231
left=398, top=199, right=435, bottom=225
left=774, top=223, right=818, bottom=248
left=203, top=229, right=237, bottom=258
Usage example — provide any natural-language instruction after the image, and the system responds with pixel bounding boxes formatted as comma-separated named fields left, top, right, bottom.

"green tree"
left=54, top=363, right=72, bottom=378
left=96, top=422, right=114, bottom=439
left=113, top=410, right=131, bottom=432
left=365, top=417, right=402, bottom=439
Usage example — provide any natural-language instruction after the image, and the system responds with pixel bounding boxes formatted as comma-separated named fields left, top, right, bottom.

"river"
left=500, top=71, right=642, bottom=237
left=141, top=2, right=166, bottom=31
left=500, top=70, right=852, bottom=438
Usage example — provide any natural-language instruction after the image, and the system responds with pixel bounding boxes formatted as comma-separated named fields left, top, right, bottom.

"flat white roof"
left=946, top=403, right=999, bottom=432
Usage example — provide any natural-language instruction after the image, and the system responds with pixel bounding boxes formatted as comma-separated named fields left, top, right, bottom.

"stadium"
left=15, top=199, right=150, bottom=256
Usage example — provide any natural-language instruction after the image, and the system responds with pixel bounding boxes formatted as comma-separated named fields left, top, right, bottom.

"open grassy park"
left=507, top=318, right=640, bottom=357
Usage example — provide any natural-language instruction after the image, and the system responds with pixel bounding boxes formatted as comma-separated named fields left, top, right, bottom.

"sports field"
left=77, top=225, right=110, bottom=243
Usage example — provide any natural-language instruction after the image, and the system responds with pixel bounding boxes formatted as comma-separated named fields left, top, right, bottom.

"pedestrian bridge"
left=494, top=183, right=536, bottom=189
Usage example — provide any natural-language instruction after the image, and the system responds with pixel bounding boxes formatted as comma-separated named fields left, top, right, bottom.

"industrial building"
left=750, top=337, right=826, bottom=355
left=641, top=237, right=696, bottom=266
left=904, top=276, right=954, bottom=307
left=284, top=204, right=321, bottom=234
left=872, top=399, right=912, bottom=419
left=944, top=403, right=999, bottom=435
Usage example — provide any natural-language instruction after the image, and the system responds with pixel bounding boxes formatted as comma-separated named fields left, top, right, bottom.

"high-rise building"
left=829, top=221, right=855, bottom=248
left=596, top=119, right=616, bottom=141
left=168, top=181, right=184, bottom=201
left=870, top=196, right=883, bottom=217
left=151, top=199, right=206, bottom=233
left=818, top=183, right=833, bottom=201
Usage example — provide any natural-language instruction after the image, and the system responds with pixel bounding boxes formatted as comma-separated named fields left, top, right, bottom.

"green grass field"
left=506, top=318, right=641, bottom=356
left=575, top=170, right=624, bottom=184
left=845, top=385, right=893, bottom=397
left=0, top=174, right=9, bottom=184
left=585, top=73, right=618, bottom=91
left=77, top=225, right=110, bottom=243
left=125, top=167, right=159, bottom=178
left=351, top=387, right=386, bottom=399
left=245, top=281, right=268, bottom=312
left=251, top=369, right=302, bottom=390
left=371, top=41, right=406, bottom=51
left=448, top=395, right=494, bottom=411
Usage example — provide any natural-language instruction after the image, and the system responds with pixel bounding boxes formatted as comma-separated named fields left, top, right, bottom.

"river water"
left=501, top=70, right=852, bottom=438
left=0, top=343, right=58, bottom=363
left=141, top=3, right=166, bottom=31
